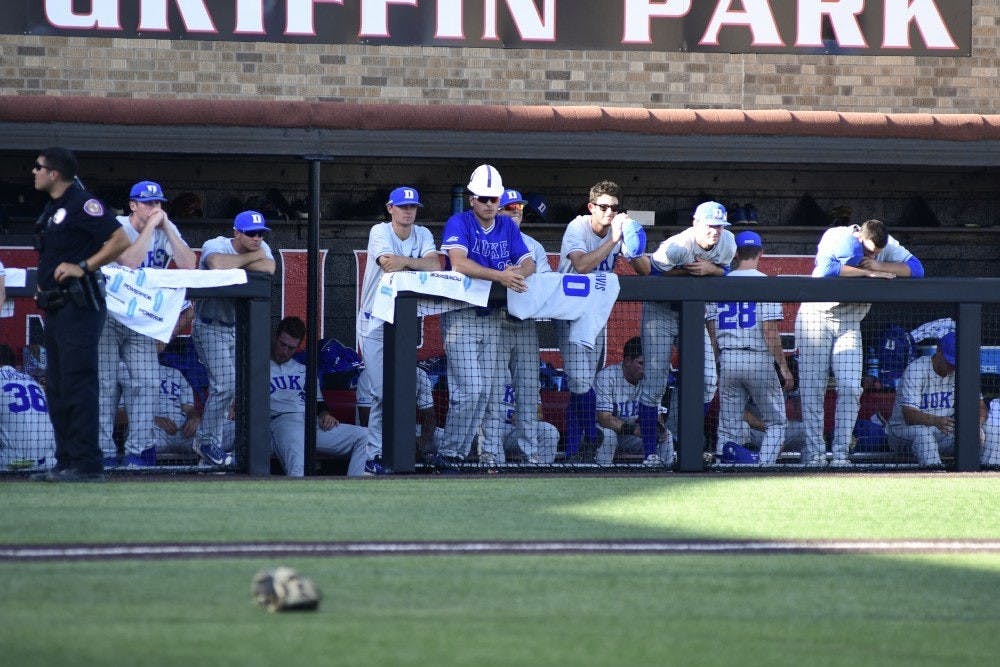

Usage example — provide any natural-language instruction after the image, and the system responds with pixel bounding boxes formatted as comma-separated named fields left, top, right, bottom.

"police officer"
left=31, top=147, right=129, bottom=481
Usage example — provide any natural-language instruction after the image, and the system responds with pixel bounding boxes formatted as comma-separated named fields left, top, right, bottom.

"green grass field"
left=2, top=474, right=999, bottom=666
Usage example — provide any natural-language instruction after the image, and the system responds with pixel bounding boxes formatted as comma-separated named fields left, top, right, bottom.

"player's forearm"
left=762, top=323, right=788, bottom=371
left=597, top=411, right=620, bottom=431
left=116, top=227, right=157, bottom=269
left=449, top=254, right=505, bottom=283
left=514, top=258, right=535, bottom=278
left=629, top=255, right=651, bottom=276
left=901, top=406, right=941, bottom=427
left=244, top=258, right=276, bottom=274
left=87, top=228, right=131, bottom=270
left=206, top=250, right=264, bottom=270
left=569, top=240, right=615, bottom=274
left=408, top=253, right=441, bottom=271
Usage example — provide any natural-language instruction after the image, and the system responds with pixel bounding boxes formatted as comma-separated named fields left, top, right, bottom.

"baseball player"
left=98, top=180, right=197, bottom=468
left=640, top=201, right=735, bottom=466
left=557, top=180, right=651, bottom=462
left=980, top=399, right=1000, bottom=470
left=885, top=332, right=985, bottom=469
left=356, top=365, right=441, bottom=463
left=795, top=219, right=924, bottom=467
left=706, top=231, right=792, bottom=465
left=0, top=344, right=56, bottom=471
left=436, top=164, right=535, bottom=469
left=192, top=210, right=275, bottom=466
left=481, top=372, right=560, bottom=465
left=594, top=337, right=673, bottom=466
left=478, top=187, right=553, bottom=466
left=270, top=317, right=368, bottom=477
left=356, top=186, right=440, bottom=474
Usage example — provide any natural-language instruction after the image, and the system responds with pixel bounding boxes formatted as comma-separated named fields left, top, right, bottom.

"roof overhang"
left=2, top=97, right=999, bottom=166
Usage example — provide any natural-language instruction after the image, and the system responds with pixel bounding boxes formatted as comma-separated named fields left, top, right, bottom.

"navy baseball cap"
left=387, top=186, right=423, bottom=207
left=938, top=331, right=956, bottom=366
left=735, top=231, right=763, bottom=248
left=130, top=180, right=168, bottom=202
left=234, top=210, right=270, bottom=233
left=500, top=189, right=526, bottom=208
left=693, top=201, right=729, bottom=226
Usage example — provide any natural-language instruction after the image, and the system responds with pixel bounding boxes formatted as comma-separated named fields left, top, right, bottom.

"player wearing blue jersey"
left=435, top=165, right=535, bottom=469
left=557, top=181, right=651, bottom=462
left=795, top=219, right=924, bottom=467
left=98, top=180, right=197, bottom=469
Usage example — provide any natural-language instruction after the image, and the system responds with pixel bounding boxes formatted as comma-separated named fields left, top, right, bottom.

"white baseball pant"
left=270, top=412, right=368, bottom=477
left=192, top=320, right=236, bottom=450
left=98, top=317, right=159, bottom=458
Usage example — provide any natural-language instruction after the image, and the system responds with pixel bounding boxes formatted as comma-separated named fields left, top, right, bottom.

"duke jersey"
left=558, top=215, right=620, bottom=274
left=157, top=365, right=194, bottom=424
left=708, top=268, right=783, bottom=352
left=0, top=365, right=55, bottom=468
left=522, top=232, right=552, bottom=273
left=650, top=226, right=736, bottom=273
left=357, top=222, right=437, bottom=339
left=440, top=211, right=531, bottom=271
left=888, top=356, right=957, bottom=429
left=114, top=215, right=184, bottom=269
left=594, top=364, right=641, bottom=424
left=269, top=357, right=321, bottom=417
left=196, top=236, right=274, bottom=323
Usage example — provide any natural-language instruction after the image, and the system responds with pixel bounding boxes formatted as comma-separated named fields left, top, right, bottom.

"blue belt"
left=200, top=317, right=234, bottom=327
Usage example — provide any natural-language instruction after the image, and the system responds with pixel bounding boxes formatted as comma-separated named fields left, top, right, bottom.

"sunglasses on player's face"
left=591, top=202, right=621, bottom=214
left=503, top=203, right=524, bottom=212
left=241, top=230, right=266, bottom=238
left=474, top=196, right=499, bottom=204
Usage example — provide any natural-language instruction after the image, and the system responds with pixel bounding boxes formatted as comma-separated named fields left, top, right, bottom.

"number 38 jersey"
left=707, top=268, right=783, bottom=352
left=0, top=365, right=56, bottom=469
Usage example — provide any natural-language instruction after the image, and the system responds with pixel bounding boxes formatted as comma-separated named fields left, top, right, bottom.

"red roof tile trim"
left=2, top=96, right=1000, bottom=142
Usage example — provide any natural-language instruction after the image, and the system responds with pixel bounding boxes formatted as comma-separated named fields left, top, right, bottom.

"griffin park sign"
left=9, top=1, right=971, bottom=56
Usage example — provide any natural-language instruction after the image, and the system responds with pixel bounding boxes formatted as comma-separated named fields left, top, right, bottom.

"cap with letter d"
left=735, top=230, right=763, bottom=248
left=234, top=209, right=270, bottom=233
left=129, top=180, right=168, bottom=202
left=937, top=331, right=956, bottom=366
left=693, top=201, right=729, bottom=226
left=499, top=189, right=526, bottom=207
left=387, top=186, right=423, bottom=207
left=466, top=164, right=505, bottom=197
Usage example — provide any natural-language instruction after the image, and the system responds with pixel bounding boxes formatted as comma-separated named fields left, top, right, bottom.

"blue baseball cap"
left=129, top=180, right=168, bottom=202
left=499, top=189, right=526, bottom=208
left=387, top=186, right=423, bottom=207
left=938, top=331, right=956, bottom=365
left=693, top=201, right=729, bottom=226
left=233, top=209, right=270, bottom=233
left=735, top=231, right=763, bottom=248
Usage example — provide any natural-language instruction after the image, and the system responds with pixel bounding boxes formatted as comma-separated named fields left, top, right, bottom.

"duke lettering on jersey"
left=144, top=247, right=171, bottom=269
left=614, top=399, right=639, bottom=420
left=470, top=238, right=510, bottom=263
left=271, top=374, right=305, bottom=394
left=919, top=391, right=953, bottom=410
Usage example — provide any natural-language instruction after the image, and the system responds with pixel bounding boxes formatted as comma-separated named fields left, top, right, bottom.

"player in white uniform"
left=641, top=202, right=735, bottom=466
left=269, top=317, right=367, bottom=477
left=150, top=362, right=235, bottom=461
left=192, top=210, right=276, bottom=466
left=886, top=332, right=985, bottom=469
left=594, top=337, right=673, bottom=466
left=0, top=344, right=55, bottom=471
left=98, top=180, right=197, bottom=468
left=436, top=165, right=535, bottom=469
left=706, top=231, right=793, bottom=465
left=795, top=219, right=924, bottom=467
left=478, top=188, right=554, bottom=466
left=481, top=372, right=560, bottom=465
left=557, top=180, right=651, bottom=462
left=358, top=365, right=441, bottom=462
left=356, top=187, right=440, bottom=474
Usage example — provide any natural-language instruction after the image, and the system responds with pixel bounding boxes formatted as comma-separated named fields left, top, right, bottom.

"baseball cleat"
left=195, top=442, right=228, bottom=466
left=642, top=453, right=667, bottom=468
left=363, top=455, right=392, bottom=476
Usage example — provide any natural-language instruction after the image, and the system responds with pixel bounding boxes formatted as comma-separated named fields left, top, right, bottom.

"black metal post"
left=383, top=294, right=418, bottom=472
left=677, top=300, right=706, bottom=471
left=302, top=158, right=324, bottom=475
left=954, top=303, right=982, bottom=472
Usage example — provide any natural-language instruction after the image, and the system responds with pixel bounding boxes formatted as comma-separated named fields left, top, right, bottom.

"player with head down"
left=556, top=180, right=650, bottom=463
left=795, top=218, right=924, bottom=468
left=435, top=165, right=535, bottom=470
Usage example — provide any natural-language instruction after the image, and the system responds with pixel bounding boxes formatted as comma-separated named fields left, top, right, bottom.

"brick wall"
left=1, top=1, right=998, bottom=113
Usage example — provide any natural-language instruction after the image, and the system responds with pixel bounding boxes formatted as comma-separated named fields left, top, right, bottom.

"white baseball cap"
left=693, top=201, right=730, bottom=226
left=466, top=164, right=505, bottom=197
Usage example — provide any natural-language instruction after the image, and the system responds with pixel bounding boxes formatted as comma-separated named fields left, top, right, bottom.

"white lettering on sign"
left=796, top=0, right=866, bottom=49
left=45, top=0, right=121, bottom=29
left=139, top=1, right=217, bottom=33
left=883, top=0, right=958, bottom=50
left=701, top=0, right=783, bottom=47
left=483, top=0, right=556, bottom=42
left=287, top=0, right=344, bottom=37
left=622, top=0, right=691, bottom=44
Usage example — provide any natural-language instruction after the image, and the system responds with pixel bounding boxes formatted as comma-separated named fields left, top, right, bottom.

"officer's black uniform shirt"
left=36, top=183, right=119, bottom=290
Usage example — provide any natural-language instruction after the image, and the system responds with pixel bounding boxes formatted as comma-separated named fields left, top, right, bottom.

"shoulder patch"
left=83, top=199, right=105, bottom=217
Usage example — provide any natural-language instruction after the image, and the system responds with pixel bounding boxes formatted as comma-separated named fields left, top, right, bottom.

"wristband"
left=78, top=260, right=89, bottom=273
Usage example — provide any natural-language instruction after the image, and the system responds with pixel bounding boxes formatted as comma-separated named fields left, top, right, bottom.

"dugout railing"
left=382, top=276, right=999, bottom=473
left=5, top=270, right=273, bottom=476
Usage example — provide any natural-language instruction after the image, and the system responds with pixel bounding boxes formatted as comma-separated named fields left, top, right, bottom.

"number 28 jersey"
left=707, top=268, right=783, bottom=352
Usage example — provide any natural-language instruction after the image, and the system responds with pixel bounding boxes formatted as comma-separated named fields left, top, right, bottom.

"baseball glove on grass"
left=252, top=567, right=321, bottom=612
